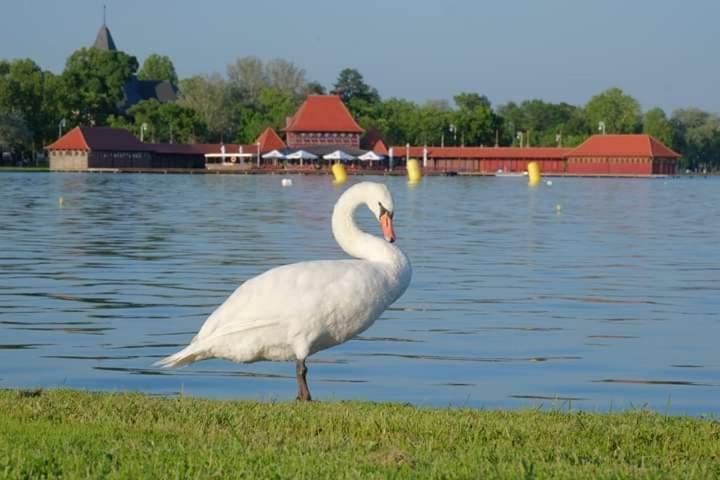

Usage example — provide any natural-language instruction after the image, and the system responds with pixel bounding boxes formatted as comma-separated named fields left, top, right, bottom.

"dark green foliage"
left=61, top=47, right=138, bottom=125
left=585, top=87, right=642, bottom=135
left=109, top=99, right=206, bottom=144
left=138, top=54, right=179, bottom=89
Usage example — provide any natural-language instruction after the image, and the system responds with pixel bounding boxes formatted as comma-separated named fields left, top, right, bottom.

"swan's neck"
left=332, top=189, right=401, bottom=264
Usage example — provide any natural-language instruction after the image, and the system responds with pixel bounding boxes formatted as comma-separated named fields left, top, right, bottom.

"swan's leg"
left=295, top=358, right=312, bottom=401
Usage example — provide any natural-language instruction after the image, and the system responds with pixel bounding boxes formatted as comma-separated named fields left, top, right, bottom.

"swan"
left=155, top=181, right=412, bottom=401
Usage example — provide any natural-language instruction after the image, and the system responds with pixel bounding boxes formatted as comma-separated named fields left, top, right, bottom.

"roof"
left=46, top=127, right=147, bottom=152
left=389, top=146, right=570, bottom=159
left=565, top=134, right=680, bottom=158
left=93, top=24, right=117, bottom=51
left=255, top=128, right=286, bottom=152
left=284, top=95, right=364, bottom=133
left=146, top=143, right=203, bottom=155
left=119, top=77, right=178, bottom=111
left=372, top=139, right=389, bottom=156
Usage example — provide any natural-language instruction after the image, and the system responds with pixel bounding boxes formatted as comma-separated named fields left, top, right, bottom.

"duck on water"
left=155, top=182, right=412, bottom=401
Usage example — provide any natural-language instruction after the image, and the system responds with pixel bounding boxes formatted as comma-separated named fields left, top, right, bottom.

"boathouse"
left=564, top=134, right=679, bottom=175
left=46, top=127, right=204, bottom=170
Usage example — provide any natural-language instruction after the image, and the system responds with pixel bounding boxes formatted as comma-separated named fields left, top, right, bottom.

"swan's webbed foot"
left=295, top=358, right=312, bottom=401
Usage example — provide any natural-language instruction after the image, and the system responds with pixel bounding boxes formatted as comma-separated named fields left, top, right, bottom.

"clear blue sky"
left=2, top=0, right=718, bottom=113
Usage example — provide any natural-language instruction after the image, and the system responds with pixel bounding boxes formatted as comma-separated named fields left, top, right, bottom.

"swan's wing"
left=193, top=259, right=382, bottom=342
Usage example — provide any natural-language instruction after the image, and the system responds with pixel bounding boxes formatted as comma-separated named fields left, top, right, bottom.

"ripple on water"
left=1, top=174, right=720, bottom=414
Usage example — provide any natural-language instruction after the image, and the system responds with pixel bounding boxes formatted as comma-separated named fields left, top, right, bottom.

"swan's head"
left=362, top=182, right=396, bottom=243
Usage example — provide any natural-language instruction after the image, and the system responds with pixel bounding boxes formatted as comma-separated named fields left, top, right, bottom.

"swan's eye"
left=378, top=202, right=394, bottom=219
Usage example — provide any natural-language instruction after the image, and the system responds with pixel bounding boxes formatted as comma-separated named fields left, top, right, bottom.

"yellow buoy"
left=331, top=163, right=347, bottom=183
left=58, top=196, right=64, bottom=207
left=528, top=161, right=541, bottom=186
left=407, top=158, right=422, bottom=183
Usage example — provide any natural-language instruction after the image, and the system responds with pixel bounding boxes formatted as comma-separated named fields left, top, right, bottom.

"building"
left=392, top=146, right=570, bottom=174
left=46, top=127, right=284, bottom=171
left=47, top=92, right=680, bottom=175
left=564, top=134, right=679, bottom=175
left=47, top=127, right=204, bottom=170
left=93, top=21, right=177, bottom=112
left=283, top=95, right=364, bottom=150
left=391, top=135, right=678, bottom=175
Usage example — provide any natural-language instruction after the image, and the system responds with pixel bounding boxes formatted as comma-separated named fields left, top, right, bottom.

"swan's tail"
left=153, top=344, right=208, bottom=368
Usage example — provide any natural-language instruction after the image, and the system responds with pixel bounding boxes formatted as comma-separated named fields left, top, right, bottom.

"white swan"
left=155, top=181, right=412, bottom=401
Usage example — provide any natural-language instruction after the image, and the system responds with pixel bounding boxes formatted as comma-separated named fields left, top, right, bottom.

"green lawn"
left=0, top=389, right=718, bottom=479
left=0, top=166, right=49, bottom=172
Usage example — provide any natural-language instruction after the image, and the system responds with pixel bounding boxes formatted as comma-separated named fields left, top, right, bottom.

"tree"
left=227, top=56, right=267, bottom=105
left=116, top=99, right=205, bottom=144
left=497, top=100, right=588, bottom=146
left=451, top=93, right=501, bottom=146
left=178, top=74, right=231, bottom=142
left=234, top=87, right=296, bottom=143
left=0, top=58, right=63, bottom=151
left=643, top=107, right=672, bottom=146
left=61, top=47, right=138, bottom=125
left=137, top=54, right=178, bottom=89
left=303, top=81, right=326, bottom=96
left=265, top=59, right=307, bottom=100
left=333, top=68, right=380, bottom=117
left=585, top=87, right=641, bottom=134
left=670, top=108, right=720, bottom=171
left=0, top=111, right=32, bottom=162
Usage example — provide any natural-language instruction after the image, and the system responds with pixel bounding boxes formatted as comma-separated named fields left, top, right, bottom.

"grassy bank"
left=0, top=166, right=49, bottom=172
left=1, top=389, right=718, bottom=479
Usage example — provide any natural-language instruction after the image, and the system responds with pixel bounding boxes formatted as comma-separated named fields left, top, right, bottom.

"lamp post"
left=516, top=131, right=524, bottom=148
left=140, top=123, right=148, bottom=142
left=598, top=121, right=606, bottom=135
left=449, top=123, right=457, bottom=145
left=58, top=118, right=66, bottom=138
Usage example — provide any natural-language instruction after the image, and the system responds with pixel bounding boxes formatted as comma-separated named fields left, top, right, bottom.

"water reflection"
left=0, top=173, right=719, bottom=415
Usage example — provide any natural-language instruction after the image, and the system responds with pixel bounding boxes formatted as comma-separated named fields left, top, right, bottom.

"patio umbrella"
left=261, top=149, right=286, bottom=160
left=285, top=149, right=318, bottom=166
left=323, top=150, right=355, bottom=163
left=358, top=151, right=384, bottom=161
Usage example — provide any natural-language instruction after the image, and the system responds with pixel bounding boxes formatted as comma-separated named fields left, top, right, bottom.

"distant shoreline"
left=1, top=166, right=694, bottom=178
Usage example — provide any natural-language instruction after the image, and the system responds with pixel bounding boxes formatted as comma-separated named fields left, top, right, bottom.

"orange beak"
left=379, top=212, right=395, bottom=243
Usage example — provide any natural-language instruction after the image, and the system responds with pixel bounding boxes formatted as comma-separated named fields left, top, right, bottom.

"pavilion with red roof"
left=565, top=134, right=680, bottom=175
left=284, top=95, right=364, bottom=150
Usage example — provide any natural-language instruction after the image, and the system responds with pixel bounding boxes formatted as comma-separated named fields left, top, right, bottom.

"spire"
left=93, top=5, right=116, bottom=51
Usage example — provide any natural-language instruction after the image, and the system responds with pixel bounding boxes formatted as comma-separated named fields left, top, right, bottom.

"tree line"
left=1, top=46, right=719, bottom=170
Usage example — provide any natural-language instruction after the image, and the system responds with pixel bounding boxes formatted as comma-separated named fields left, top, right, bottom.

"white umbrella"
left=261, top=149, right=286, bottom=160
left=358, top=151, right=384, bottom=161
left=286, top=149, right=318, bottom=167
left=323, top=150, right=355, bottom=163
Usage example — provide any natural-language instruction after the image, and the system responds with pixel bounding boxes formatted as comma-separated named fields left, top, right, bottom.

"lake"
left=1, top=172, right=718, bottom=415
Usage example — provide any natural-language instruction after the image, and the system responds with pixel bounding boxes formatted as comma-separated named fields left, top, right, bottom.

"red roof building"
left=255, top=127, right=286, bottom=152
left=565, top=134, right=679, bottom=175
left=46, top=126, right=203, bottom=170
left=389, top=145, right=570, bottom=173
left=284, top=95, right=364, bottom=149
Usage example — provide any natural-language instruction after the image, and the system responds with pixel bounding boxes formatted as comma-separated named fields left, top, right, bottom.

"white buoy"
left=546, top=180, right=553, bottom=186
left=281, top=178, right=293, bottom=187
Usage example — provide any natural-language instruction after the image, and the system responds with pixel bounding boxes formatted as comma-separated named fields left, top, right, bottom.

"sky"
left=1, top=0, right=719, bottom=113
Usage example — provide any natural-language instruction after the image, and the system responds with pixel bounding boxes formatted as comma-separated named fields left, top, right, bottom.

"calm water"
left=1, top=172, right=718, bottom=415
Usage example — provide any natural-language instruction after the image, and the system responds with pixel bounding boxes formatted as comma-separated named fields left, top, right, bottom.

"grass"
left=1, top=389, right=718, bottom=479
left=0, top=166, right=49, bottom=172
